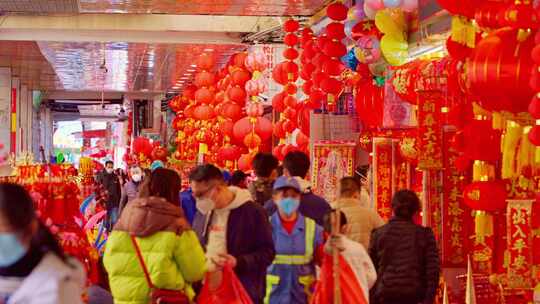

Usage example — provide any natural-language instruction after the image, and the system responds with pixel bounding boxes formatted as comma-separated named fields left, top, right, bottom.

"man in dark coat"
left=368, top=190, right=440, bottom=304
left=190, top=164, right=275, bottom=304
left=96, top=160, right=121, bottom=231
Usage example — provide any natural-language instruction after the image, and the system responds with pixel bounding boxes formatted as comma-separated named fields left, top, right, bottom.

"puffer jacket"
left=104, top=196, right=206, bottom=304
left=368, top=218, right=440, bottom=304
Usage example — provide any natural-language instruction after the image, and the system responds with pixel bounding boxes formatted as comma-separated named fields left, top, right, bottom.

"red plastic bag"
left=310, top=253, right=368, bottom=304
left=198, top=266, right=253, bottom=304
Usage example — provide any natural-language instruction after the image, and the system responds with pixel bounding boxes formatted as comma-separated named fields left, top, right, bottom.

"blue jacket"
left=266, top=213, right=324, bottom=304
left=180, top=189, right=197, bottom=225
left=264, top=190, right=331, bottom=227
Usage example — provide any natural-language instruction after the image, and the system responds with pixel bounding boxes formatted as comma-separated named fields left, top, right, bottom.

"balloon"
left=380, top=35, right=408, bottom=66
left=383, top=0, right=402, bottom=7
left=401, top=0, right=418, bottom=12
left=355, top=36, right=381, bottom=64
left=375, top=9, right=406, bottom=41
left=366, top=0, right=385, bottom=10
left=364, top=1, right=378, bottom=19
left=368, top=60, right=388, bottom=76
left=342, top=48, right=359, bottom=70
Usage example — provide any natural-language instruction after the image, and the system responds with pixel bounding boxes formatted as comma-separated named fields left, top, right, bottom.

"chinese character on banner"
left=374, top=139, right=393, bottom=220
left=507, top=200, right=534, bottom=289
left=311, top=141, right=356, bottom=203
left=417, top=92, right=443, bottom=170
left=441, top=131, right=471, bottom=267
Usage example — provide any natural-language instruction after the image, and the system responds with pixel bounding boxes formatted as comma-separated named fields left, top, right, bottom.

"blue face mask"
left=0, top=233, right=27, bottom=267
left=279, top=198, right=300, bottom=216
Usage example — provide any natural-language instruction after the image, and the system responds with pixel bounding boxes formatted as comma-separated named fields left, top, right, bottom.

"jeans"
left=104, top=207, right=118, bottom=232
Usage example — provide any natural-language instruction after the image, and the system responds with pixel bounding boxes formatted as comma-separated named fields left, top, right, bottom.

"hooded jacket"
left=193, top=187, right=275, bottom=304
left=104, top=197, right=206, bottom=304
left=0, top=253, right=85, bottom=304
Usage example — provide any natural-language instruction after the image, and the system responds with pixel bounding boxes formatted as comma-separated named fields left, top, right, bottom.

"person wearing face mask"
left=0, top=183, right=85, bottom=304
left=190, top=164, right=275, bottom=304
left=97, top=160, right=121, bottom=232
left=119, top=166, right=144, bottom=215
left=265, top=176, right=324, bottom=304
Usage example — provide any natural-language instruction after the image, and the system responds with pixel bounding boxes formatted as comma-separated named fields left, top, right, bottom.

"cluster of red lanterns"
left=170, top=51, right=272, bottom=170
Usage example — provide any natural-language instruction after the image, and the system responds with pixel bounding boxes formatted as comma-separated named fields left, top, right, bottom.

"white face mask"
left=196, top=188, right=216, bottom=214
left=132, top=174, right=142, bottom=182
left=106, top=168, right=114, bottom=174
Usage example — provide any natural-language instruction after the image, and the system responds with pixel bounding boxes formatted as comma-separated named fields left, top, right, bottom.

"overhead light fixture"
left=172, top=86, right=180, bottom=89
left=186, top=69, right=196, bottom=72
left=204, top=48, right=214, bottom=52
left=190, top=64, right=197, bottom=67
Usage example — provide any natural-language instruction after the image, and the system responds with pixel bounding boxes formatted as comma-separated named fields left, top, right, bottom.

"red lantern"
left=455, top=155, right=470, bottom=173
left=243, top=133, right=262, bottom=149
left=463, top=181, right=507, bottom=211
left=529, top=94, right=540, bottom=119
left=323, top=59, right=345, bottom=76
left=283, top=107, right=297, bottom=120
left=228, top=86, right=247, bottom=104
left=274, top=121, right=286, bottom=138
left=321, top=78, right=343, bottom=95
left=281, top=145, right=298, bottom=158
left=219, top=119, right=234, bottom=138
left=233, top=53, right=248, bottom=69
left=467, top=27, right=534, bottom=113
left=272, top=92, right=286, bottom=112
left=221, top=102, right=243, bottom=121
left=284, top=96, right=298, bottom=108
left=302, top=81, right=313, bottom=95
left=273, top=62, right=299, bottom=85
left=151, top=146, right=168, bottom=161
left=295, top=131, right=309, bottom=147
left=183, top=85, right=197, bottom=100
left=194, top=71, right=216, bottom=87
left=528, top=126, right=540, bottom=146
left=273, top=144, right=285, bottom=161
left=246, top=102, right=264, bottom=118
left=233, top=117, right=273, bottom=143
left=284, top=33, right=299, bottom=46
left=446, top=37, right=473, bottom=61
left=532, top=45, right=540, bottom=64
left=307, top=90, right=324, bottom=109
left=194, top=104, right=216, bottom=120
left=284, top=84, right=298, bottom=95
left=326, top=22, right=346, bottom=40
left=283, top=48, right=300, bottom=60
left=197, top=53, right=215, bottom=70
left=238, top=153, right=254, bottom=172
left=463, top=120, right=501, bottom=162
left=231, top=70, right=251, bottom=87
left=326, top=2, right=348, bottom=21
left=284, top=19, right=300, bottom=32
left=323, top=40, right=347, bottom=58
left=283, top=119, right=297, bottom=133
left=195, top=87, right=215, bottom=104
left=184, top=104, right=196, bottom=119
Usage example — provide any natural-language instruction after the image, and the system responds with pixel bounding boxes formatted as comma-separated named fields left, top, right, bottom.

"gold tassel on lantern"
left=474, top=211, right=494, bottom=244
left=517, top=126, right=535, bottom=175
left=501, top=121, right=522, bottom=179
left=472, top=160, right=495, bottom=182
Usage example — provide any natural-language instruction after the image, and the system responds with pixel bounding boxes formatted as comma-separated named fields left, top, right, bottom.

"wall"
left=0, top=68, right=11, bottom=158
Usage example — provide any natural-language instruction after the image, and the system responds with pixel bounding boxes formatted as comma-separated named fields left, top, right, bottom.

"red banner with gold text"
left=373, top=139, right=393, bottom=221
left=417, top=91, right=443, bottom=170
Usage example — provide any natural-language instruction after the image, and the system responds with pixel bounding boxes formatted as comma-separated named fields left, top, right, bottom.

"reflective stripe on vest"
left=272, top=217, right=316, bottom=265
left=264, top=274, right=280, bottom=304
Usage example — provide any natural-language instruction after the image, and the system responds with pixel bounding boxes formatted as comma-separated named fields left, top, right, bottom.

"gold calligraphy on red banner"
left=507, top=200, right=534, bottom=289
left=417, top=92, right=443, bottom=170
left=374, top=140, right=392, bottom=221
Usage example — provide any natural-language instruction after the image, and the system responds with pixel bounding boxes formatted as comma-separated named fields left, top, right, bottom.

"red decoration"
left=528, top=126, right=540, bottom=146
left=243, top=133, right=262, bottom=149
left=283, top=107, right=297, bottom=120
left=323, top=40, right=347, bottom=58
left=528, top=94, right=540, bottom=119
left=463, top=181, right=507, bottom=211
left=195, top=87, right=215, bottom=104
left=274, top=121, right=286, bottom=138
left=221, top=102, right=243, bottom=122
left=326, top=2, right=348, bottom=21
left=284, top=33, right=299, bottom=46
left=272, top=92, right=286, bottom=112
left=194, top=71, right=216, bottom=87
left=321, top=78, right=343, bottom=95
left=227, top=86, right=247, bottom=104
left=232, top=53, right=248, bottom=69
left=283, top=48, right=300, bottom=60
left=436, top=0, right=478, bottom=18
left=197, top=53, right=215, bottom=70
left=193, top=104, right=215, bottom=120
left=231, top=70, right=251, bottom=87
left=232, top=117, right=273, bottom=143
left=283, top=19, right=300, bottom=33
left=284, top=96, right=298, bottom=108
left=326, top=22, right=346, bottom=40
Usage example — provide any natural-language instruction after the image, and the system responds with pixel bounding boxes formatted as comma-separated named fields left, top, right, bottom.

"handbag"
left=130, top=236, right=190, bottom=304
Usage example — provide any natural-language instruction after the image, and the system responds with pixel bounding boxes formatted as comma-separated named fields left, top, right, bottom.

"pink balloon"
left=366, top=0, right=385, bottom=10
left=364, top=1, right=378, bottom=19
left=401, top=0, right=418, bottom=12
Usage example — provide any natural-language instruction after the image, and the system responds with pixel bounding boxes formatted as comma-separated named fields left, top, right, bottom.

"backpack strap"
left=130, top=236, right=154, bottom=289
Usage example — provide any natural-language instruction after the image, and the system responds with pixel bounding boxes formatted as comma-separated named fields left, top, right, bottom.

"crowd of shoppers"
left=0, top=151, right=440, bottom=304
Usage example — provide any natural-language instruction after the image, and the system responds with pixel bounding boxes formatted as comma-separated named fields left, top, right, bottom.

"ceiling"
left=0, top=0, right=327, bottom=16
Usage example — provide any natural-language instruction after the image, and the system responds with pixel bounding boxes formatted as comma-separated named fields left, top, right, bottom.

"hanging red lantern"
left=323, top=40, right=347, bottom=58
left=193, top=104, right=215, bottom=120
left=273, top=62, right=299, bottom=85
left=283, top=48, right=300, bottom=60
left=283, top=119, right=297, bottom=133
left=528, top=126, right=540, bottom=146
left=274, top=121, right=286, bottom=138
left=303, top=40, right=317, bottom=59
left=284, top=19, right=300, bottom=32
left=321, top=77, right=343, bottom=95
left=463, top=120, right=501, bottom=162
left=233, top=53, right=248, bottom=69
left=233, top=117, right=273, bottom=143
left=454, top=155, right=471, bottom=173
left=302, top=81, right=313, bottom=95
left=529, top=94, right=540, bottom=119
left=284, top=33, right=299, bottom=46
left=295, top=131, right=309, bottom=147
left=238, top=153, right=254, bottom=172
left=307, top=90, right=324, bottom=109
left=323, top=59, right=345, bottom=76
left=446, top=37, right=473, bottom=61
left=326, top=22, right=346, bottom=40
left=231, top=69, right=251, bottom=87
left=197, top=53, right=215, bottom=70
left=272, top=92, right=286, bottom=112
left=463, top=181, right=507, bottom=211
left=281, top=144, right=298, bottom=158
left=326, top=2, right=348, bottom=21
left=284, top=83, right=298, bottom=95
left=219, top=119, right=234, bottom=138
left=283, top=107, right=297, bottom=120
left=503, top=4, right=537, bottom=29
left=194, top=71, right=216, bottom=87
left=228, top=86, right=247, bottom=104
left=273, top=144, right=285, bottom=161
left=221, top=102, right=243, bottom=121
left=184, top=104, right=196, bottom=119
left=183, top=85, right=197, bottom=100
left=195, top=87, right=215, bottom=104
left=284, top=96, right=298, bottom=108
left=243, top=133, right=262, bottom=149
left=467, top=27, right=535, bottom=113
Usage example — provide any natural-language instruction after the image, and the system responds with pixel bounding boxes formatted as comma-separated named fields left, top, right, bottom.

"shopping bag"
left=198, top=266, right=253, bottom=304
left=310, top=253, right=368, bottom=304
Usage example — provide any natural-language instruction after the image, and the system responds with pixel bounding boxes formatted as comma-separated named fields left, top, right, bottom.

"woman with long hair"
left=104, top=168, right=206, bottom=303
left=0, top=183, right=85, bottom=304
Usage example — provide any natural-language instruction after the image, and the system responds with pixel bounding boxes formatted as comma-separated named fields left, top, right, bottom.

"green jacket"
left=104, top=197, right=206, bottom=304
